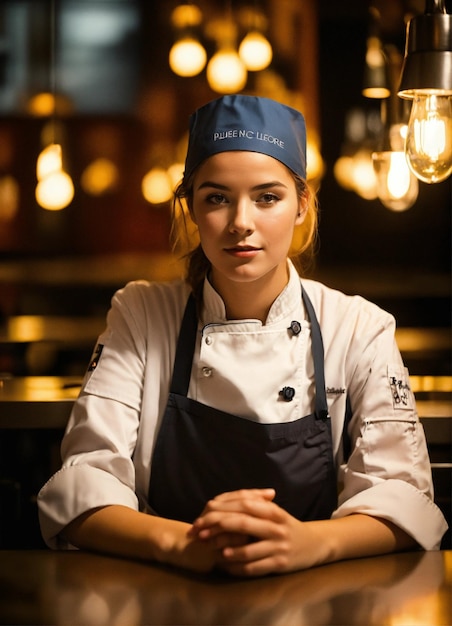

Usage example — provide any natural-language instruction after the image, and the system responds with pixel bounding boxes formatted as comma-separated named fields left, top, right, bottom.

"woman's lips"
left=224, top=246, right=261, bottom=258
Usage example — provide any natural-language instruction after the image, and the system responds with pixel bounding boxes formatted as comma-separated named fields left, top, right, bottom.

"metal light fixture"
left=398, top=0, right=452, bottom=184
left=362, top=8, right=390, bottom=99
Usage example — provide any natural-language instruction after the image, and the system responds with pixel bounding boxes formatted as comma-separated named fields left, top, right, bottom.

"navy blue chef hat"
left=184, top=94, right=307, bottom=180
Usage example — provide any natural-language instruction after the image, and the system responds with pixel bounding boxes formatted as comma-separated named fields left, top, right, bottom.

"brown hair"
left=171, top=165, right=319, bottom=310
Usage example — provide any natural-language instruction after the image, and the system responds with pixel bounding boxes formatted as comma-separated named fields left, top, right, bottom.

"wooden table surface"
left=0, top=549, right=450, bottom=625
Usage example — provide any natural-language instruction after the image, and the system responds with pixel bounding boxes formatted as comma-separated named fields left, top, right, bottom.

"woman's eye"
left=258, top=192, right=279, bottom=205
left=206, top=193, right=227, bottom=205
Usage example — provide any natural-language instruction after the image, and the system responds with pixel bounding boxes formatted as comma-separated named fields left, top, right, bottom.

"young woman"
left=38, top=95, right=447, bottom=577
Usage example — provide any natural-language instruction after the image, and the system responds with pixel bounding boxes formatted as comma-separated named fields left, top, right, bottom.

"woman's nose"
left=229, top=199, right=254, bottom=234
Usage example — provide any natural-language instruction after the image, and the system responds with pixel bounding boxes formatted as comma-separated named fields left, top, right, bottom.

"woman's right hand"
left=159, top=519, right=224, bottom=573
left=62, top=504, right=236, bottom=574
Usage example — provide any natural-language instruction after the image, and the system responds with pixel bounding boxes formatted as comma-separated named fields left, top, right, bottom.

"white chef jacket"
left=37, top=261, right=448, bottom=549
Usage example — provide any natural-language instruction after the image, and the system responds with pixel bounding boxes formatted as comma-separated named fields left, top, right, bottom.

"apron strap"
left=301, top=288, right=330, bottom=420
left=170, top=287, right=330, bottom=420
left=170, top=293, right=198, bottom=396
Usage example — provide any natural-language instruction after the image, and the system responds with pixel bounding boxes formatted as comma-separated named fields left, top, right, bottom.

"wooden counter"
left=0, top=549, right=451, bottom=626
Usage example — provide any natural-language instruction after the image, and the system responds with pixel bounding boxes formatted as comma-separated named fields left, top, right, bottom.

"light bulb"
left=405, top=94, right=452, bottom=184
left=142, top=167, right=173, bottom=204
left=238, top=32, right=272, bottom=71
left=167, top=162, right=185, bottom=188
left=170, top=4, right=203, bottom=29
left=27, top=92, right=56, bottom=117
left=81, top=158, right=119, bottom=196
left=306, top=139, right=325, bottom=181
left=372, top=151, right=419, bottom=211
left=334, top=156, right=355, bottom=190
left=36, top=144, right=63, bottom=180
left=169, top=37, right=207, bottom=77
left=35, top=170, right=74, bottom=210
left=206, top=49, right=247, bottom=93
left=350, top=149, right=378, bottom=200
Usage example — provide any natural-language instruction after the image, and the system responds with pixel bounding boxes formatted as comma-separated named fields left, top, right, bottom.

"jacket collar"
left=201, top=260, right=303, bottom=326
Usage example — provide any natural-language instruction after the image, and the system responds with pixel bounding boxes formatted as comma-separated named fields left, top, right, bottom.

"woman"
left=38, top=95, right=447, bottom=577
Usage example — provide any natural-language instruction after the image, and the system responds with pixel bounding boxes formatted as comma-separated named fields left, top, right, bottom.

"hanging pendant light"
left=35, top=169, right=74, bottom=211
left=238, top=31, right=272, bottom=71
left=369, top=50, right=420, bottom=211
left=169, top=4, right=207, bottom=77
left=35, top=142, right=74, bottom=210
left=372, top=149, right=419, bottom=211
left=206, top=14, right=247, bottom=93
left=169, top=37, right=207, bottom=77
left=34, top=0, right=74, bottom=211
left=362, top=8, right=390, bottom=99
left=207, top=47, right=247, bottom=93
left=398, top=0, right=452, bottom=184
left=142, top=166, right=173, bottom=205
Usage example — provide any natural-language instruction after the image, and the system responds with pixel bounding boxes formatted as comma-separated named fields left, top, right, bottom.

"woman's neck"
left=210, top=266, right=290, bottom=324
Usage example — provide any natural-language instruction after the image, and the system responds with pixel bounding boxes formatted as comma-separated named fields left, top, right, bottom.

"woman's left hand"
left=188, top=488, right=321, bottom=577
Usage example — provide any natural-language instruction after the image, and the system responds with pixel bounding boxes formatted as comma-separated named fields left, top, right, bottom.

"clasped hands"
left=187, top=488, right=316, bottom=577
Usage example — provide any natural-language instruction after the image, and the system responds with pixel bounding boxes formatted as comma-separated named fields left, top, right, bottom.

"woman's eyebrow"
left=196, top=181, right=229, bottom=191
left=252, top=181, right=288, bottom=191
left=196, top=181, right=288, bottom=191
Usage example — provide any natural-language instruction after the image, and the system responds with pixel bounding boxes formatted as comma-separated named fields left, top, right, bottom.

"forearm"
left=61, top=505, right=214, bottom=571
left=306, top=514, right=418, bottom=567
left=190, top=491, right=419, bottom=576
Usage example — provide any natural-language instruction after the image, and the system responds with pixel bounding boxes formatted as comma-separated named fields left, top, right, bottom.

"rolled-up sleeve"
left=38, top=282, right=150, bottom=548
left=332, top=310, right=448, bottom=549
left=38, top=393, right=141, bottom=549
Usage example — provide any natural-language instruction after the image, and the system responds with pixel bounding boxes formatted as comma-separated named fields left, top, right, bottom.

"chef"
left=38, top=95, right=447, bottom=577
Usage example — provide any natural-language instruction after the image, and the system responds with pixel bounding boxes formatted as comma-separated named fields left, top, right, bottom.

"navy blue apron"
left=148, top=287, right=337, bottom=523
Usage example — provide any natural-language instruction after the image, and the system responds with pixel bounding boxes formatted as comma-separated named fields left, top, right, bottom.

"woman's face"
left=191, top=150, right=306, bottom=295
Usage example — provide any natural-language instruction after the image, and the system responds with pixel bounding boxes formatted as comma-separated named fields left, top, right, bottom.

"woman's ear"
left=295, top=195, right=308, bottom=225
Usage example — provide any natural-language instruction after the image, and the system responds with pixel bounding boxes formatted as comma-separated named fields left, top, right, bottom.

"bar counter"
left=0, top=549, right=450, bottom=625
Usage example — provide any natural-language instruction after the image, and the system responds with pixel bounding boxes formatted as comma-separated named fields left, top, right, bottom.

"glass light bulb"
left=167, top=162, right=185, bottom=188
left=35, top=170, right=74, bottom=210
left=372, top=151, right=419, bottom=211
left=36, top=144, right=63, bottom=180
left=142, top=167, right=173, bottom=204
left=169, top=37, right=207, bottom=77
left=81, top=158, right=119, bottom=196
left=405, top=94, right=452, bottom=184
left=27, top=92, right=56, bottom=117
left=350, top=149, right=378, bottom=200
left=333, top=155, right=355, bottom=190
left=206, top=49, right=247, bottom=94
left=238, top=32, right=272, bottom=71
left=306, top=139, right=325, bottom=181
left=170, top=4, right=203, bottom=29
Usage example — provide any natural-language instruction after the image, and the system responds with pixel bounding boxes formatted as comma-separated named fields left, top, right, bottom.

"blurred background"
left=0, top=0, right=450, bottom=338
left=0, top=0, right=450, bottom=548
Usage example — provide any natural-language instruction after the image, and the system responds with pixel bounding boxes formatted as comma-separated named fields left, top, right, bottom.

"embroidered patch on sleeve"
left=387, top=366, right=414, bottom=410
left=88, top=343, right=104, bottom=372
